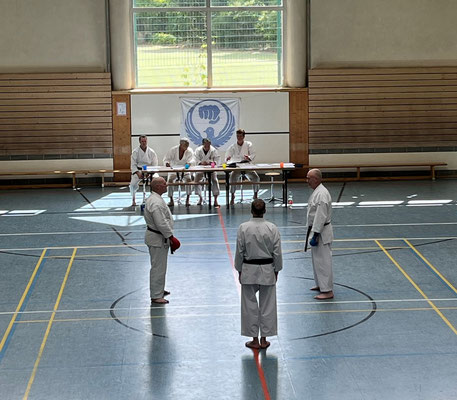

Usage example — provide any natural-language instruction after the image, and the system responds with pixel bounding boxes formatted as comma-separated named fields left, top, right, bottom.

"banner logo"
left=181, top=98, right=239, bottom=151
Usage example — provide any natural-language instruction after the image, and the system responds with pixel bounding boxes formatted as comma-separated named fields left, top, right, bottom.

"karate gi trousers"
left=148, top=243, right=169, bottom=299
left=130, top=173, right=143, bottom=199
left=167, top=172, right=193, bottom=196
left=194, top=171, right=220, bottom=197
left=311, top=241, right=333, bottom=292
left=229, top=170, right=260, bottom=194
left=241, top=284, right=277, bottom=337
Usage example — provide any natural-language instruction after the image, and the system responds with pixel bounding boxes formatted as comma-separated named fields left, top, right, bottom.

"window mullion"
left=206, top=1, right=212, bottom=88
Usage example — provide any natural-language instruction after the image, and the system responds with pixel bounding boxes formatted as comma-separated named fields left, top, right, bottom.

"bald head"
left=307, top=168, right=322, bottom=190
left=150, top=177, right=167, bottom=195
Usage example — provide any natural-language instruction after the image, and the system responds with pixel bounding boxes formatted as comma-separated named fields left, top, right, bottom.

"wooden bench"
left=0, top=169, right=131, bottom=189
left=0, top=162, right=447, bottom=189
left=304, top=162, right=447, bottom=181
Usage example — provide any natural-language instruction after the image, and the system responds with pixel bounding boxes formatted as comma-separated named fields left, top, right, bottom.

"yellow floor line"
left=404, top=239, right=457, bottom=296
left=0, top=249, right=47, bottom=354
left=375, top=240, right=457, bottom=336
left=23, top=248, right=77, bottom=400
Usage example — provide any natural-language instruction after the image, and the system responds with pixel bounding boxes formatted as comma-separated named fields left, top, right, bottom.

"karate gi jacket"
left=194, top=145, right=221, bottom=165
left=163, top=145, right=195, bottom=167
left=144, top=192, right=174, bottom=248
left=307, top=183, right=333, bottom=245
left=235, top=218, right=283, bottom=285
left=225, top=141, right=256, bottom=163
left=131, top=146, right=158, bottom=174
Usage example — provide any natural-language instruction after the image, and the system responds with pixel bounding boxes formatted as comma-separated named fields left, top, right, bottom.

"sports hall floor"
left=0, top=178, right=456, bottom=400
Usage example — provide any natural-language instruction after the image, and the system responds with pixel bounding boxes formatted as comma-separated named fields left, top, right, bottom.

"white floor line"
left=0, top=236, right=456, bottom=252
left=2, top=297, right=457, bottom=316
left=2, top=221, right=457, bottom=238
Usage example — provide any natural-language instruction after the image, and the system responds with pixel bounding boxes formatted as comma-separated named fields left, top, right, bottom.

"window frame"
left=131, top=0, right=285, bottom=89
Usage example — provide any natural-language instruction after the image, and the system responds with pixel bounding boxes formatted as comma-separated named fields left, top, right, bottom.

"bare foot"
left=197, top=198, right=202, bottom=206
left=185, top=201, right=191, bottom=207
left=151, top=298, right=169, bottom=304
left=168, top=201, right=174, bottom=207
left=164, top=290, right=170, bottom=297
left=260, top=338, right=270, bottom=349
left=310, top=286, right=320, bottom=291
left=253, top=192, right=258, bottom=199
left=245, top=340, right=260, bottom=349
left=214, top=202, right=220, bottom=208
left=314, top=291, right=334, bottom=300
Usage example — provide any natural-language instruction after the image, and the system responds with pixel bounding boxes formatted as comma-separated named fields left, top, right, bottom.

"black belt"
left=305, top=221, right=331, bottom=252
left=243, top=258, right=274, bottom=265
left=147, top=227, right=162, bottom=235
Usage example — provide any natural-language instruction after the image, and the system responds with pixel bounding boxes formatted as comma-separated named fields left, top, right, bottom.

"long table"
left=145, top=163, right=295, bottom=208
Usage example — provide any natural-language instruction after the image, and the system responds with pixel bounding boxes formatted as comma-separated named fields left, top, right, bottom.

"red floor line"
left=254, top=349, right=271, bottom=400
left=217, top=207, right=271, bottom=400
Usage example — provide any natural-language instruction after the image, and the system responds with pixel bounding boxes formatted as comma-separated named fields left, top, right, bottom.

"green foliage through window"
left=133, top=2, right=283, bottom=87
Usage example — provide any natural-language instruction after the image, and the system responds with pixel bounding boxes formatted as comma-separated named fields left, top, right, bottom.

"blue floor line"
left=0, top=256, right=47, bottom=364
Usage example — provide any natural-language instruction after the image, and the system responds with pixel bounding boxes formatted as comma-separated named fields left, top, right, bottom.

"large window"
left=133, top=0, right=283, bottom=88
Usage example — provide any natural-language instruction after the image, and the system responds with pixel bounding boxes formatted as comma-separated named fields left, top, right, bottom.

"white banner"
left=180, top=98, right=240, bottom=151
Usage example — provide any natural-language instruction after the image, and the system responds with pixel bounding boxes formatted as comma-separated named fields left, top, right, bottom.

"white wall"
left=0, top=0, right=455, bottom=173
left=0, top=0, right=107, bottom=72
left=310, top=0, right=457, bottom=68
left=131, top=92, right=290, bottom=164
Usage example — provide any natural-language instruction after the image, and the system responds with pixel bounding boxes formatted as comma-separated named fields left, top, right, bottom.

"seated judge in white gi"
left=163, top=138, right=195, bottom=207
left=130, top=135, right=158, bottom=206
left=306, top=168, right=334, bottom=300
left=144, top=177, right=174, bottom=305
left=225, top=129, right=260, bottom=205
left=194, top=138, right=221, bottom=207
left=235, top=199, right=283, bottom=350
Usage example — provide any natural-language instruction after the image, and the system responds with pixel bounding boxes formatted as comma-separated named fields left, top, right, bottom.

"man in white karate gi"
left=163, top=138, right=195, bottom=207
left=305, top=168, right=334, bottom=300
left=130, top=135, right=158, bottom=206
left=194, top=138, right=221, bottom=207
left=144, top=177, right=179, bottom=305
left=225, top=129, right=260, bottom=205
left=235, top=199, right=283, bottom=350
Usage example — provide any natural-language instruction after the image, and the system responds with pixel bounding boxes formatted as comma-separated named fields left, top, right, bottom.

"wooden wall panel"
left=0, top=73, right=112, bottom=156
left=308, top=67, right=457, bottom=150
left=289, top=90, right=308, bottom=177
left=112, top=93, right=131, bottom=182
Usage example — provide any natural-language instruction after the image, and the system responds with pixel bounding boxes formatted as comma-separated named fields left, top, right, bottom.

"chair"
left=264, top=172, right=282, bottom=203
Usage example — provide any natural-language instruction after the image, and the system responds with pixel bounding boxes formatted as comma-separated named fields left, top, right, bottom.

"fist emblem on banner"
left=199, top=105, right=220, bottom=124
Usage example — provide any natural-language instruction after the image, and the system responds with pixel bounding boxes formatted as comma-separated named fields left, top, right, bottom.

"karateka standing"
left=144, top=177, right=180, bottom=305
left=130, top=135, right=158, bottom=206
left=235, top=199, right=283, bottom=350
left=305, top=168, right=334, bottom=300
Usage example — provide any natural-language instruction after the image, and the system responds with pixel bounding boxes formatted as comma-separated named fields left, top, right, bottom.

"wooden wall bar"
left=0, top=73, right=112, bottom=156
left=308, top=67, right=457, bottom=150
